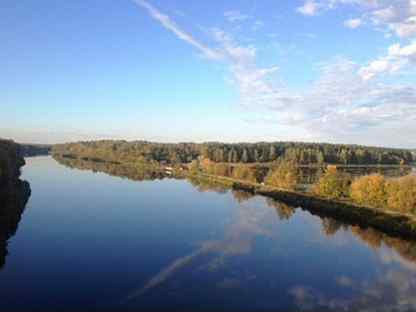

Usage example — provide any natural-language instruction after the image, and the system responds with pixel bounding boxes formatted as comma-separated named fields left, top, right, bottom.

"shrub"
left=313, top=165, right=350, bottom=199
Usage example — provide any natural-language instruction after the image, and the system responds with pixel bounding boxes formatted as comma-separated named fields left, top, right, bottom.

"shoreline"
left=190, top=173, right=416, bottom=240
left=52, top=154, right=416, bottom=240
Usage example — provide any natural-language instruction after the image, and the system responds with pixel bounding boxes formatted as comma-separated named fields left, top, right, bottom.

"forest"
left=52, top=140, right=414, bottom=166
left=0, top=139, right=25, bottom=189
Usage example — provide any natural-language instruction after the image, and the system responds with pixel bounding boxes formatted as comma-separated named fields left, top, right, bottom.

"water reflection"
left=125, top=186, right=277, bottom=303
left=0, top=181, right=30, bottom=269
left=128, top=181, right=416, bottom=311
left=51, top=156, right=416, bottom=311
left=53, top=155, right=168, bottom=182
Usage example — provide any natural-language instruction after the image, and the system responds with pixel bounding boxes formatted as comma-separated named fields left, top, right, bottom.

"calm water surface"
left=1, top=156, right=416, bottom=311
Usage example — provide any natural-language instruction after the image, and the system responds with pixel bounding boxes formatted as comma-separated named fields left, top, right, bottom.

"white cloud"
left=297, top=0, right=319, bottom=16
left=134, top=1, right=416, bottom=147
left=132, top=0, right=222, bottom=60
left=211, top=29, right=282, bottom=109
left=344, top=18, right=362, bottom=28
left=298, top=0, right=416, bottom=38
left=359, top=41, right=416, bottom=80
left=224, top=10, right=250, bottom=23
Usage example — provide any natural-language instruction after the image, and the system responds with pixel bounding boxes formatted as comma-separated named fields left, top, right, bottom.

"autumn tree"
left=189, top=160, right=200, bottom=174
left=386, top=175, right=416, bottom=213
left=350, top=174, right=388, bottom=208
left=313, top=165, right=351, bottom=199
left=232, top=165, right=257, bottom=183
left=214, top=163, right=231, bottom=177
left=265, top=161, right=299, bottom=190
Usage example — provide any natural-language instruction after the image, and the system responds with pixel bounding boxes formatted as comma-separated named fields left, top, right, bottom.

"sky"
left=1, top=0, right=415, bottom=147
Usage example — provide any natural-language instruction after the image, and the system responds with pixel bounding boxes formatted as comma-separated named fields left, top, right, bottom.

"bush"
left=350, top=174, right=388, bottom=208
left=265, top=161, right=298, bottom=190
left=313, top=165, right=350, bottom=199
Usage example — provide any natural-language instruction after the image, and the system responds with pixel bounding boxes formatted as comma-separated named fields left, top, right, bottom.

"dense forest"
left=0, top=139, right=25, bottom=188
left=52, top=140, right=414, bottom=166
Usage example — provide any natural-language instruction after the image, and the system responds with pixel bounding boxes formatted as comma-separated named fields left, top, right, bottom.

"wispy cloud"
left=359, top=41, right=416, bottom=80
left=224, top=10, right=250, bottom=23
left=132, top=0, right=222, bottom=60
left=133, top=0, right=416, bottom=147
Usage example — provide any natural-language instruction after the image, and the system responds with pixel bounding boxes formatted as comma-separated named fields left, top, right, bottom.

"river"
left=0, top=156, right=415, bottom=311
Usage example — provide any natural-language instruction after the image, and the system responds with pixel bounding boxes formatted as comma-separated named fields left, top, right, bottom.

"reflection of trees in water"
left=54, top=155, right=167, bottom=182
left=231, top=190, right=255, bottom=203
left=265, top=198, right=295, bottom=220
left=320, top=218, right=348, bottom=236
left=0, top=180, right=30, bottom=269
left=291, top=219, right=416, bottom=311
left=186, top=176, right=229, bottom=194
left=351, top=227, right=416, bottom=264
left=319, top=216, right=416, bottom=265
left=55, top=155, right=416, bottom=311
left=187, top=176, right=416, bottom=266
left=122, top=174, right=416, bottom=311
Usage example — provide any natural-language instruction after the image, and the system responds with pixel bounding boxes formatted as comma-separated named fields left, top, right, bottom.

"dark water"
left=1, top=156, right=416, bottom=312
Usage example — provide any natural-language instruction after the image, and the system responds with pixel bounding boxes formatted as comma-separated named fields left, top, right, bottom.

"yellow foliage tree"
left=232, top=165, right=257, bottom=183
left=313, top=165, right=350, bottom=199
left=265, top=161, right=298, bottom=190
left=214, top=163, right=231, bottom=177
left=386, top=175, right=416, bottom=214
left=350, top=174, right=388, bottom=208
left=189, top=160, right=200, bottom=174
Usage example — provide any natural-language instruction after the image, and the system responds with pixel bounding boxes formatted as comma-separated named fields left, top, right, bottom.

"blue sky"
left=1, top=0, right=415, bottom=147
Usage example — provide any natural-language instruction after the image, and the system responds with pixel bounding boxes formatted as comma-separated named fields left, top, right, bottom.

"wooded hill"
left=52, top=140, right=414, bottom=166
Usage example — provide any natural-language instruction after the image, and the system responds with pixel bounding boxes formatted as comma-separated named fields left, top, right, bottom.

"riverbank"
left=189, top=173, right=416, bottom=240
left=52, top=154, right=416, bottom=240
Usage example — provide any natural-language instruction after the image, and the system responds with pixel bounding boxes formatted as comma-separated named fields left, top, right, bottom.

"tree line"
left=192, top=159, right=416, bottom=215
left=52, top=140, right=414, bottom=166
left=313, top=166, right=416, bottom=215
